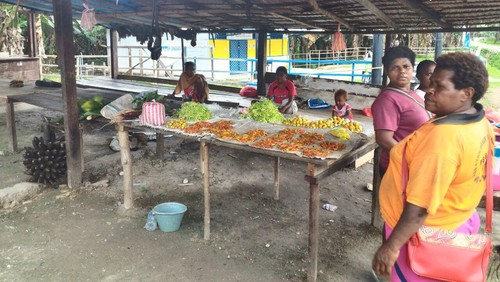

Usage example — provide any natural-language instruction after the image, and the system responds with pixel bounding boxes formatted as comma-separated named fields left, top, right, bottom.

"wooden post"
left=27, top=12, right=37, bottom=58
left=181, top=39, right=186, bottom=70
left=307, top=163, right=319, bottom=282
left=200, top=141, right=210, bottom=240
left=4, top=97, right=17, bottom=152
left=156, top=132, right=164, bottom=159
left=256, top=31, right=267, bottom=96
left=382, top=34, right=392, bottom=88
left=371, top=147, right=383, bottom=228
left=274, top=156, right=280, bottom=200
left=372, top=34, right=384, bottom=86
left=110, top=29, right=119, bottom=79
left=139, top=49, right=144, bottom=76
left=53, top=0, right=82, bottom=188
left=116, top=123, right=133, bottom=209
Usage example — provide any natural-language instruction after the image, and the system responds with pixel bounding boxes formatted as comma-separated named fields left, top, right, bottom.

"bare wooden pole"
left=201, top=141, right=210, bottom=240
left=307, top=163, right=319, bottom=282
left=116, top=123, right=133, bottom=209
left=273, top=156, right=280, bottom=200
left=110, top=29, right=119, bottom=79
left=27, top=12, right=37, bottom=58
left=156, top=132, right=164, bottom=159
left=53, top=0, right=82, bottom=188
left=4, top=97, right=17, bottom=152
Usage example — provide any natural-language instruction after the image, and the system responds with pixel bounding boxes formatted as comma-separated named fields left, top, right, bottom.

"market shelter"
left=1, top=1, right=498, bottom=281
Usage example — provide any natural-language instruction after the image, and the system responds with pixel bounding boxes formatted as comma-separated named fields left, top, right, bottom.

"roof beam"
left=354, top=0, right=399, bottom=30
left=309, top=0, right=355, bottom=31
left=395, top=0, right=452, bottom=29
left=270, top=12, right=322, bottom=30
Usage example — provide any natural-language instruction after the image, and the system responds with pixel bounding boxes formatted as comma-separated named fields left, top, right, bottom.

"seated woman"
left=171, top=61, right=209, bottom=103
left=267, top=66, right=298, bottom=114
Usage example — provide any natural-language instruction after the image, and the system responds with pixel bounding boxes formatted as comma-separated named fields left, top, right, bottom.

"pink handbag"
left=402, top=128, right=493, bottom=282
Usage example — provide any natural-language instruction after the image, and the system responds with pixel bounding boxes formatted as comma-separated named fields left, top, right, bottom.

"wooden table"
left=115, top=121, right=377, bottom=282
left=0, top=80, right=124, bottom=152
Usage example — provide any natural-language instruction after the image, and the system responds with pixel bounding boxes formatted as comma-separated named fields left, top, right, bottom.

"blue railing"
left=246, top=58, right=373, bottom=82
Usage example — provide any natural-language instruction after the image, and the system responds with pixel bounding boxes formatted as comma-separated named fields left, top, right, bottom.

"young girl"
left=332, top=89, right=353, bottom=120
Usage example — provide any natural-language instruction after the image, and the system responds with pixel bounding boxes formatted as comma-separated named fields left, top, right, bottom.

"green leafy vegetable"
left=245, top=99, right=284, bottom=123
left=175, top=102, right=213, bottom=121
left=132, top=90, right=165, bottom=110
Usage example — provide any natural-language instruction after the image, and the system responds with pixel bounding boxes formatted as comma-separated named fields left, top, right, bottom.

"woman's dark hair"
left=435, top=52, right=489, bottom=103
left=334, top=89, right=348, bottom=100
left=276, top=66, right=288, bottom=75
left=416, top=60, right=436, bottom=76
left=184, top=61, right=195, bottom=69
left=382, top=46, right=416, bottom=69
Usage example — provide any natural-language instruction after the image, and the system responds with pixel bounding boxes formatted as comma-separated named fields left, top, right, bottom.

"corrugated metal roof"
left=1, top=0, right=499, bottom=37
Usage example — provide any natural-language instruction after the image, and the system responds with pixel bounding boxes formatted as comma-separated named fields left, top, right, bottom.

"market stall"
left=113, top=103, right=377, bottom=279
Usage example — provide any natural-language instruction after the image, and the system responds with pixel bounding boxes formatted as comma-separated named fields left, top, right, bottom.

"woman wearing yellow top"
left=372, top=52, right=493, bottom=281
left=172, top=61, right=209, bottom=103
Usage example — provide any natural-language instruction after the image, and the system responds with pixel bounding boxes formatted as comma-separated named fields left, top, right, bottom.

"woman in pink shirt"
left=267, top=66, right=298, bottom=114
left=371, top=46, right=432, bottom=176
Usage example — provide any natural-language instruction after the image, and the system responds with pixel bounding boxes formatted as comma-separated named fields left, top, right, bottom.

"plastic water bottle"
left=322, top=203, right=337, bottom=212
left=145, top=210, right=157, bottom=231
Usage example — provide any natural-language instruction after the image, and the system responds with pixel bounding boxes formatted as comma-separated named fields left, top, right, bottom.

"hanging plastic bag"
left=81, top=3, right=96, bottom=31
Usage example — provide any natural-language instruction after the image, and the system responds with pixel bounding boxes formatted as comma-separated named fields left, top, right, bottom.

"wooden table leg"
left=156, top=132, right=164, bottom=159
left=273, top=156, right=280, bottom=200
left=307, top=163, right=319, bottom=282
left=5, top=98, right=17, bottom=152
left=116, top=123, right=134, bottom=209
left=200, top=141, right=210, bottom=240
left=371, top=147, right=383, bottom=228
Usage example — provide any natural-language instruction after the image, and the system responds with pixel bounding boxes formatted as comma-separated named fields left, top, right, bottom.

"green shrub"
left=488, top=53, right=500, bottom=71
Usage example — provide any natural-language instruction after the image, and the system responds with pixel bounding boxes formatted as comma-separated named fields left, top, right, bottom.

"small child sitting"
left=332, top=89, right=353, bottom=120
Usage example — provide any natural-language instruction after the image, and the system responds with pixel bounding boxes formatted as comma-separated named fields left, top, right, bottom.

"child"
left=332, top=89, right=353, bottom=120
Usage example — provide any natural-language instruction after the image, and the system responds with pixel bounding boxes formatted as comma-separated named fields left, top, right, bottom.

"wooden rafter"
left=270, top=12, right=322, bottom=30
left=309, top=0, right=355, bottom=31
left=355, top=0, right=399, bottom=30
left=396, top=0, right=452, bottom=29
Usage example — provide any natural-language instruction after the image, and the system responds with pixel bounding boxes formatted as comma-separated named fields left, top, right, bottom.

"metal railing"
left=41, top=46, right=377, bottom=83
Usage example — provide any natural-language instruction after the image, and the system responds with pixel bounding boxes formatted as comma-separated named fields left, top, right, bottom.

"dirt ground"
left=0, top=104, right=384, bottom=282
left=1, top=97, right=500, bottom=282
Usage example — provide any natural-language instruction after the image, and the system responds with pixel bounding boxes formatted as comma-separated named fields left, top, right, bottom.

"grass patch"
left=42, top=74, right=61, bottom=82
left=482, top=38, right=500, bottom=46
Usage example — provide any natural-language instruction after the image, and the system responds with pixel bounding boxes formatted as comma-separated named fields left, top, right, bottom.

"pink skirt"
left=384, top=212, right=480, bottom=282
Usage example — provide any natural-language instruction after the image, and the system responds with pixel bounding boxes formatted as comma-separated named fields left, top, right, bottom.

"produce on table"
left=301, top=146, right=331, bottom=158
left=283, top=115, right=362, bottom=132
left=236, top=129, right=268, bottom=143
left=166, top=119, right=188, bottom=129
left=243, top=99, right=284, bottom=123
left=132, top=90, right=165, bottom=110
left=318, top=141, right=346, bottom=151
left=175, top=102, right=213, bottom=121
left=78, top=95, right=105, bottom=120
left=329, top=127, right=351, bottom=140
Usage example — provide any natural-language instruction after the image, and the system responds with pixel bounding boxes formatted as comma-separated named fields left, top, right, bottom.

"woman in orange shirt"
left=372, top=52, right=493, bottom=281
